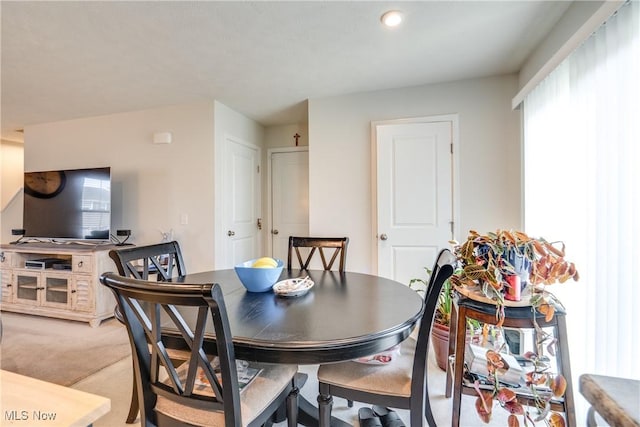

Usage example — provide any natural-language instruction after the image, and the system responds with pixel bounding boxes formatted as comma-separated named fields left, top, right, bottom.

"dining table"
left=164, top=268, right=425, bottom=426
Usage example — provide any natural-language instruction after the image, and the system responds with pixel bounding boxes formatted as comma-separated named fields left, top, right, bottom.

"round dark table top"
left=166, top=269, right=424, bottom=364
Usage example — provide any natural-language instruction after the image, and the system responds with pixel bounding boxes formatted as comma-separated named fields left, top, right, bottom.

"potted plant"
left=449, top=229, right=578, bottom=325
left=410, top=268, right=483, bottom=371
left=449, top=229, right=579, bottom=427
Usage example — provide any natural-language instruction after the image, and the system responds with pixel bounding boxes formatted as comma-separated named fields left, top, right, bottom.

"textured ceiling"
left=1, top=1, right=571, bottom=141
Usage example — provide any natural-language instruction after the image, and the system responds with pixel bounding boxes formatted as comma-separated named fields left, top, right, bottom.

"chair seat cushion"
left=156, top=362, right=297, bottom=426
left=318, top=338, right=416, bottom=398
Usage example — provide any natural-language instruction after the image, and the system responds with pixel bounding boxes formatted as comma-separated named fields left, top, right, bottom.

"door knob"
left=272, top=229, right=279, bottom=235
left=379, top=233, right=388, bottom=241
left=227, top=230, right=235, bottom=237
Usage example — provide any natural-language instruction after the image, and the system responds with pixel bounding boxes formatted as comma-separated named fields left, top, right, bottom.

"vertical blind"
left=523, top=0, right=639, bottom=417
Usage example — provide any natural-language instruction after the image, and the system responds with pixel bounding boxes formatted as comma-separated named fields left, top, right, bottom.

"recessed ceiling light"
left=381, top=10, right=403, bottom=28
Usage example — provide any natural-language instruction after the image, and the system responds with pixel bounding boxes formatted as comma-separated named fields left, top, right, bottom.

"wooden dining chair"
left=286, top=236, right=349, bottom=412
left=109, top=241, right=187, bottom=281
left=317, top=249, right=456, bottom=427
left=100, top=272, right=299, bottom=427
left=109, top=241, right=188, bottom=424
left=287, top=236, right=349, bottom=272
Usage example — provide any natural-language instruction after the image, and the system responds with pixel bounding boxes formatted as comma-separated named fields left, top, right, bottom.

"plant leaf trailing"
left=447, top=229, right=579, bottom=426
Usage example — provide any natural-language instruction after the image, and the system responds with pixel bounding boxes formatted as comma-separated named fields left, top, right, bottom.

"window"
left=524, top=0, right=639, bottom=420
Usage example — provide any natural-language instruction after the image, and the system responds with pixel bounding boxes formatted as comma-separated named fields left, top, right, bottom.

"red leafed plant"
left=474, top=347, right=568, bottom=426
left=449, top=230, right=579, bottom=326
left=449, top=230, right=578, bottom=425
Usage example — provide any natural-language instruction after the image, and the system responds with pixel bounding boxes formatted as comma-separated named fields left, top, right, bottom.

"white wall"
left=3, top=75, right=521, bottom=275
left=309, top=74, right=521, bottom=274
left=15, top=102, right=216, bottom=273
left=4, top=100, right=271, bottom=272
left=264, top=124, right=308, bottom=150
left=0, top=140, right=25, bottom=243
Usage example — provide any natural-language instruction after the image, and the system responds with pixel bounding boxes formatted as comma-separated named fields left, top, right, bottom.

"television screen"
left=23, top=167, right=111, bottom=241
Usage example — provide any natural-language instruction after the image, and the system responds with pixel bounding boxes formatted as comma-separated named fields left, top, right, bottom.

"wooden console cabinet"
left=0, top=243, right=118, bottom=327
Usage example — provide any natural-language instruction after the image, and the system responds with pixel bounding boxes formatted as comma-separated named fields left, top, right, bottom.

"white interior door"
left=224, top=136, right=261, bottom=267
left=375, top=120, right=454, bottom=285
left=269, top=149, right=309, bottom=262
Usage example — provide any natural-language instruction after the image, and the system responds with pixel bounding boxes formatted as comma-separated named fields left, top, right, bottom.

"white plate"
left=272, top=277, right=314, bottom=297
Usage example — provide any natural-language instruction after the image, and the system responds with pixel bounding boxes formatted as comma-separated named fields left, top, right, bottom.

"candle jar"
left=505, top=275, right=521, bottom=302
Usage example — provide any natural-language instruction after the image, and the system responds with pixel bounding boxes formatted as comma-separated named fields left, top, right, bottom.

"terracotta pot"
left=431, top=322, right=450, bottom=371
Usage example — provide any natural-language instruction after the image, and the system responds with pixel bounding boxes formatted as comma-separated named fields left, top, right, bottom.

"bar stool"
left=445, top=294, right=576, bottom=427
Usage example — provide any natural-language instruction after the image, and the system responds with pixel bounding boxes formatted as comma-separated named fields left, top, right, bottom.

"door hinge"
left=450, top=221, right=454, bottom=234
left=450, top=143, right=453, bottom=154
left=257, top=165, right=260, bottom=173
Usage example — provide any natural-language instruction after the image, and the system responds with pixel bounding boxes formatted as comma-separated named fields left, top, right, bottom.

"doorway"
left=268, top=147, right=309, bottom=262
left=374, top=116, right=457, bottom=285
left=221, top=135, right=261, bottom=268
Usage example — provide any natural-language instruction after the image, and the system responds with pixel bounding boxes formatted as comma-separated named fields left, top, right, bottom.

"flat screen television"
left=23, top=167, right=111, bottom=242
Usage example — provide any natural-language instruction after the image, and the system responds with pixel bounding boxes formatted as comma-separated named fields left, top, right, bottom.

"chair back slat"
left=100, top=273, right=242, bottom=426
left=288, top=236, right=349, bottom=272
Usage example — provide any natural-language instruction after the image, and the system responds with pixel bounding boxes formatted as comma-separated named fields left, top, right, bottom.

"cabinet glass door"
left=15, top=272, right=40, bottom=305
left=43, top=275, right=70, bottom=308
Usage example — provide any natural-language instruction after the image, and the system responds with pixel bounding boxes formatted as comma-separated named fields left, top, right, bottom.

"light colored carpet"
left=71, top=349, right=464, bottom=426
left=72, top=354, right=492, bottom=426
left=0, top=311, right=131, bottom=386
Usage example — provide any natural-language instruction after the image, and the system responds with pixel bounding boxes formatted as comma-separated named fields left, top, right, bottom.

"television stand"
left=8, top=239, right=114, bottom=248
left=0, top=242, right=118, bottom=327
